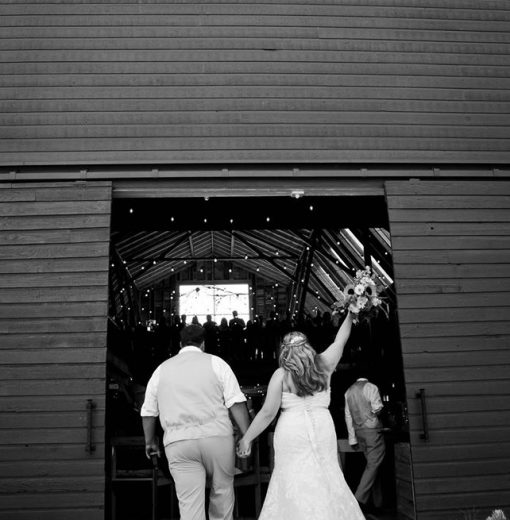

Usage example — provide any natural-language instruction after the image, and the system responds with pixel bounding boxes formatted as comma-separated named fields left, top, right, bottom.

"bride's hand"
left=237, top=438, right=252, bottom=458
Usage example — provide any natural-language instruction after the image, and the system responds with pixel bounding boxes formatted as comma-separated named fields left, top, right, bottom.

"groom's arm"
left=229, top=402, right=250, bottom=435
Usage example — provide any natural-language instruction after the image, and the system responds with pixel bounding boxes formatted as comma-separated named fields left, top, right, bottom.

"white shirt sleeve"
left=140, top=365, right=160, bottom=417
left=344, top=393, right=357, bottom=445
left=212, top=356, right=247, bottom=408
left=364, top=382, right=384, bottom=414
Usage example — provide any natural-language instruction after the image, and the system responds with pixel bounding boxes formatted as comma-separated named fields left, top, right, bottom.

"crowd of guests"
left=152, top=309, right=340, bottom=367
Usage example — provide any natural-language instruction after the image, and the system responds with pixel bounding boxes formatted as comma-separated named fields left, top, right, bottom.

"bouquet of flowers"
left=487, top=510, right=507, bottom=520
left=332, top=266, right=389, bottom=324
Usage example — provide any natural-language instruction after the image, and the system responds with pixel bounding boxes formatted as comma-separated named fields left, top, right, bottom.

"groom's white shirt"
left=141, top=346, right=246, bottom=446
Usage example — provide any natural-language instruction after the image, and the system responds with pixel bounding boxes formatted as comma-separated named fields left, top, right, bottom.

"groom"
left=141, top=324, right=250, bottom=520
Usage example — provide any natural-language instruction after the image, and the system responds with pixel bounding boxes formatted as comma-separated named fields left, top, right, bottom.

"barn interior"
left=106, top=193, right=408, bottom=520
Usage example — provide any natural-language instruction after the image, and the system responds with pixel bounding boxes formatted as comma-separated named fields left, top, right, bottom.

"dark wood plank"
left=0, top=258, right=110, bottom=274
left=0, top=243, right=110, bottom=260
left=408, top=426, right=510, bottom=445
left=0, top=394, right=106, bottom=412
left=0, top=444, right=105, bottom=462
left=418, top=490, right=510, bottom=512
left=0, top=214, right=111, bottom=231
left=0, top=272, right=108, bottom=288
left=411, top=442, right=510, bottom=463
left=0, top=379, right=106, bottom=397
left=0, top=510, right=104, bottom=520
left=0, top=332, right=107, bottom=348
left=0, top=317, right=107, bottom=334
left=0, top=200, right=111, bottom=217
left=415, top=474, right=510, bottom=495
left=386, top=180, right=510, bottom=196
left=0, top=228, right=110, bottom=245
left=1, top=364, right=106, bottom=381
left=0, top=287, right=109, bottom=303
left=0, top=427, right=105, bottom=445
left=398, top=306, right=510, bottom=323
left=403, top=351, right=510, bottom=369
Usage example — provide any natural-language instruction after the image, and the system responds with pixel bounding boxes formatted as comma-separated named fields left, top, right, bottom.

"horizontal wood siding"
left=0, top=0, right=509, bottom=166
left=386, top=179, right=510, bottom=520
left=0, top=181, right=112, bottom=520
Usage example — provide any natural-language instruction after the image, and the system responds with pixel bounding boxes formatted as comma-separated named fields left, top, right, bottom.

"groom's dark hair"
left=180, top=324, right=205, bottom=347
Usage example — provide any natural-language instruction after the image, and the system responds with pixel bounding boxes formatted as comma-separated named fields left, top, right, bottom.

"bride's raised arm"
left=318, top=312, right=354, bottom=374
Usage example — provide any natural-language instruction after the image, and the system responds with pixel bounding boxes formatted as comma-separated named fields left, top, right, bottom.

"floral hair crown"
left=282, top=334, right=307, bottom=350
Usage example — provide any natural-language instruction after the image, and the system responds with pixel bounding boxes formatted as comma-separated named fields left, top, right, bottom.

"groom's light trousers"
left=165, top=435, right=235, bottom=520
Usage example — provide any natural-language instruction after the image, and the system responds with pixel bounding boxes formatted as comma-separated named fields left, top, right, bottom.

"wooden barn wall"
left=0, top=181, right=112, bottom=520
left=386, top=179, right=510, bottom=520
left=0, top=0, right=509, bottom=167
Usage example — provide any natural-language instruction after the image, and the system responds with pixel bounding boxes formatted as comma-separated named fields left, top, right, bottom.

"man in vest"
left=344, top=369, right=385, bottom=514
left=141, top=324, right=250, bottom=520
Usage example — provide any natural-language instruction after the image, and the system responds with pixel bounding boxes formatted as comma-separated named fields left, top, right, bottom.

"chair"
left=110, top=436, right=175, bottom=520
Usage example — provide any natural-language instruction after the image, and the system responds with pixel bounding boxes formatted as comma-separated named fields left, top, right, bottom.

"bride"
left=237, top=313, right=365, bottom=519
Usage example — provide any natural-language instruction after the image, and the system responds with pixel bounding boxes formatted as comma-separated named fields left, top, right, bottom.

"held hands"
left=236, top=437, right=252, bottom=458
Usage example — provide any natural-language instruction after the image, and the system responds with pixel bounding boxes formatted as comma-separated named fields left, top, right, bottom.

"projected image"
left=178, top=283, right=250, bottom=324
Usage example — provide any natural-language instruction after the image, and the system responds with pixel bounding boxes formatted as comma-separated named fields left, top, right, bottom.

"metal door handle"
left=415, top=388, right=429, bottom=441
left=86, top=399, right=96, bottom=453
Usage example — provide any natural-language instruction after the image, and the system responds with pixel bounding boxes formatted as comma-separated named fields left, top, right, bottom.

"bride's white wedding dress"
left=259, top=389, right=365, bottom=520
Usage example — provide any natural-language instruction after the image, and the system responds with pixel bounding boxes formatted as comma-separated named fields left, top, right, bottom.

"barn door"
left=0, top=181, right=112, bottom=520
left=386, top=179, right=510, bottom=519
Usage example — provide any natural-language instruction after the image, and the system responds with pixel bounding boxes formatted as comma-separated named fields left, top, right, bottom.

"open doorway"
left=106, top=193, right=411, bottom=520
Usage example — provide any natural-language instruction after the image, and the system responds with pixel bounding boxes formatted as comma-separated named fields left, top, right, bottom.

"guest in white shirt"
left=141, top=324, right=250, bottom=520
left=344, top=369, right=385, bottom=513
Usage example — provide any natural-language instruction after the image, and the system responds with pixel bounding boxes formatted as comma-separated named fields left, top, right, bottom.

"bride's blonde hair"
left=278, top=331, right=327, bottom=397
